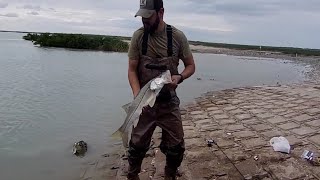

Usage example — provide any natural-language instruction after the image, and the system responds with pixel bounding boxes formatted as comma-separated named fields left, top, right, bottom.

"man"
left=127, top=0, right=195, bottom=179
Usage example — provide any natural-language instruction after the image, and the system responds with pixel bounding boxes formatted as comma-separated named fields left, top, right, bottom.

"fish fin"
left=122, top=102, right=131, bottom=114
left=111, top=129, right=122, bottom=139
left=148, top=92, right=157, bottom=107
left=124, top=126, right=132, bottom=148
left=132, top=116, right=140, bottom=128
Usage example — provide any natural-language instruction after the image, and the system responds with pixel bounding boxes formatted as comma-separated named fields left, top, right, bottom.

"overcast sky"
left=0, top=0, right=319, bottom=49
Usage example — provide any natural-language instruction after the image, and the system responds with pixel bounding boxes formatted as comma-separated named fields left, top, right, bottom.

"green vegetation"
left=21, top=31, right=320, bottom=56
left=23, top=33, right=129, bottom=52
left=189, top=40, right=320, bottom=56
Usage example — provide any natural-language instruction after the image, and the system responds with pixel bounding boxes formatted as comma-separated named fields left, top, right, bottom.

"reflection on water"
left=0, top=32, right=310, bottom=180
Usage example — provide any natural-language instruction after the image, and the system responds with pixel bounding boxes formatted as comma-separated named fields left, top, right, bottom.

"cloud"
left=0, top=0, right=320, bottom=48
left=0, top=2, right=8, bottom=8
left=167, top=13, right=234, bottom=33
left=0, top=13, right=19, bottom=17
left=22, top=4, right=41, bottom=11
left=181, top=0, right=320, bottom=17
left=28, top=11, right=39, bottom=15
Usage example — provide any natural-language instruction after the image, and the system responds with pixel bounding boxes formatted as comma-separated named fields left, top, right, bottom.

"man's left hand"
left=167, top=75, right=182, bottom=90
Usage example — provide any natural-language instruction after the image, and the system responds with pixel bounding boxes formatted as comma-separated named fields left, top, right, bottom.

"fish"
left=112, top=70, right=172, bottom=148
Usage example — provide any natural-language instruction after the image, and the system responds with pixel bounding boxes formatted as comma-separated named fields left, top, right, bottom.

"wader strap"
left=142, top=31, right=149, bottom=56
left=142, top=25, right=173, bottom=56
left=166, top=25, right=173, bottom=57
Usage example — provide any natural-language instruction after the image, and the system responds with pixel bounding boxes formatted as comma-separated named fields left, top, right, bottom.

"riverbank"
left=123, top=38, right=320, bottom=69
left=19, top=31, right=320, bottom=57
left=82, top=82, right=320, bottom=180
left=80, top=51, right=320, bottom=179
left=189, top=44, right=320, bottom=61
left=189, top=44, right=320, bottom=82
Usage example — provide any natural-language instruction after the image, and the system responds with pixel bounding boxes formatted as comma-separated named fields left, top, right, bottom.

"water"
left=0, top=32, right=309, bottom=180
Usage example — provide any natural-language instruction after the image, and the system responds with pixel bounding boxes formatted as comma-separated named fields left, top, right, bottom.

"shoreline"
left=3, top=31, right=319, bottom=179
left=20, top=34, right=320, bottom=61
left=189, top=44, right=320, bottom=61
left=3, top=30, right=319, bottom=57
left=124, top=38, right=319, bottom=62
left=80, top=49, right=320, bottom=179
left=83, top=82, right=320, bottom=180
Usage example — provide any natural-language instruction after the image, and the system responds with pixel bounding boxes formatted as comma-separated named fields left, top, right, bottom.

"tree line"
left=190, top=41, right=320, bottom=56
left=23, top=33, right=129, bottom=52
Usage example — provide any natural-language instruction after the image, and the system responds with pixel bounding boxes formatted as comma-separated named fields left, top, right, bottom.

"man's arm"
left=171, top=30, right=195, bottom=85
left=128, top=59, right=140, bottom=98
left=180, top=53, right=195, bottom=81
left=179, top=30, right=195, bottom=81
left=127, top=30, right=141, bottom=98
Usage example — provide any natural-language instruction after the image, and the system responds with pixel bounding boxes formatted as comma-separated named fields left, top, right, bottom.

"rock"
left=73, top=140, right=88, bottom=157
left=102, top=153, right=110, bottom=157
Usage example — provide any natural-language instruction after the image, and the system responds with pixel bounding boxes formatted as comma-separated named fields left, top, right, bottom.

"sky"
left=0, top=0, right=319, bottom=49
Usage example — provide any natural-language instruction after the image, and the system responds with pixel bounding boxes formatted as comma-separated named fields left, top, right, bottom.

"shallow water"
left=0, top=32, right=310, bottom=180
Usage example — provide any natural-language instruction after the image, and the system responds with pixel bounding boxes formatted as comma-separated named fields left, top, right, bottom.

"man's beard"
left=144, top=16, right=160, bottom=34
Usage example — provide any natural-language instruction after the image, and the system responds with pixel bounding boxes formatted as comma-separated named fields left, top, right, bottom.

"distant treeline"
left=189, top=41, right=320, bottom=56
left=23, top=33, right=129, bottom=52
left=21, top=32, right=320, bottom=56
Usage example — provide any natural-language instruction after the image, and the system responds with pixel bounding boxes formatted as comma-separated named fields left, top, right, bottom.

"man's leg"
left=127, top=106, right=157, bottom=180
left=156, top=97, right=185, bottom=179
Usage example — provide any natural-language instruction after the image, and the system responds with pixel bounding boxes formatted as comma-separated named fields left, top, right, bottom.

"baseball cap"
left=135, top=0, right=163, bottom=18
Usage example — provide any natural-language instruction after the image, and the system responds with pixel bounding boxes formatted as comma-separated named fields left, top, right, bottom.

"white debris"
left=270, top=136, right=291, bottom=154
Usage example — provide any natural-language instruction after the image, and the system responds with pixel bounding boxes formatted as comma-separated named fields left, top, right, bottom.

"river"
left=0, top=32, right=310, bottom=180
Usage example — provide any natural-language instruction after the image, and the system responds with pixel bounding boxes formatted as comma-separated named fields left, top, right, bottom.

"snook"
left=111, top=70, right=172, bottom=148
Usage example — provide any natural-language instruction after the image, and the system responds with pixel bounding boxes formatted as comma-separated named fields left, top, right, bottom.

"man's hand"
left=167, top=75, right=182, bottom=90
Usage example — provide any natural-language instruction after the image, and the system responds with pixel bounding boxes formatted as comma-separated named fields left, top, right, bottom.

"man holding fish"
left=126, top=0, right=196, bottom=179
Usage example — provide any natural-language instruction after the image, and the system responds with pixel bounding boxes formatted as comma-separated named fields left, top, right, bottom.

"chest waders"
left=127, top=25, right=185, bottom=180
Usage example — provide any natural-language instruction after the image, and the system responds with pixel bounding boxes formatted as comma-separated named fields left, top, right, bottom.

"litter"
left=301, top=150, right=320, bottom=166
left=270, top=136, right=291, bottom=154
left=301, top=150, right=314, bottom=160
left=207, top=139, right=215, bottom=147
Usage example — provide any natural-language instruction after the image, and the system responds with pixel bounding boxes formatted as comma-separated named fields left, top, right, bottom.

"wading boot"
left=164, top=176, right=176, bottom=180
left=127, top=157, right=142, bottom=180
left=164, top=166, right=177, bottom=180
left=127, top=142, right=147, bottom=180
left=127, top=175, right=140, bottom=180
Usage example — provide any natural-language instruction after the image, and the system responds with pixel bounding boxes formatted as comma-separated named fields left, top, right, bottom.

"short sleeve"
left=128, top=31, right=140, bottom=60
left=178, top=31, right=192, bottom=60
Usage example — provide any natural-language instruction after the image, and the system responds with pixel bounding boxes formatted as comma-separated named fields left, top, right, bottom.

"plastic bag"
left=150, top=70, right=172, bottom=91
left=270, top=136, right=291, bottom=154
